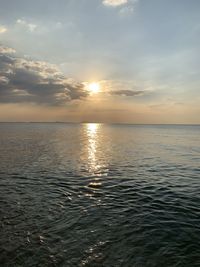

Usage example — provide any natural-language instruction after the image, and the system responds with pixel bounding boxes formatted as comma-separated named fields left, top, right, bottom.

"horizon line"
left=0, top=122, right=199, bottom=126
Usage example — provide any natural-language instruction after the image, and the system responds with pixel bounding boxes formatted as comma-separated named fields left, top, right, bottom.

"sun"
left=87, top=82, right=100, bottom=94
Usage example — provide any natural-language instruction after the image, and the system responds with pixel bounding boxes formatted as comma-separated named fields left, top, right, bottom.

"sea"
left=0, top=123, right=200, bottom=267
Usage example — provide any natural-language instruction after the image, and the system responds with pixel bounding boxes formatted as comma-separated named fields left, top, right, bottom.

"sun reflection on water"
left=82, top=123, right=109, bottom=196
left=86, top=123, right=99, bottom=173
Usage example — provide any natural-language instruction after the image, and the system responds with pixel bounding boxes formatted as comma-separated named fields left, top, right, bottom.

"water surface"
left=0, top=123, right=200, bottom=266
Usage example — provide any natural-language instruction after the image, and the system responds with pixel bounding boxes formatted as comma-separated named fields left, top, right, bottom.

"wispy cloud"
left=102, top=0, right=138, bottom=17
left=99, top=79, right=151, bottom=94
left=110, top=89, right=144, bottom=96
left=102, top=0, right=138, bottom=11
left=16, top=19, right=37, bottom=32
left=0, top=45, right=88, bottom=105
left=102, top=0, right=128, bottom=7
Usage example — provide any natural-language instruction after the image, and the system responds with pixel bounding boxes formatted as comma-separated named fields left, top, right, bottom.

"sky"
left=0, top=0, right=199, bottom=123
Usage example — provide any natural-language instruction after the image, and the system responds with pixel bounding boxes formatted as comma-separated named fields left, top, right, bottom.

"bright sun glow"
left=88, top=82, right=100, bottom=93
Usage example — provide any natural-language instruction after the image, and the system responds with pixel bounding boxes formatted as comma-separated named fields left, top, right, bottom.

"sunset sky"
left=0, top=0, right=199, bottom=123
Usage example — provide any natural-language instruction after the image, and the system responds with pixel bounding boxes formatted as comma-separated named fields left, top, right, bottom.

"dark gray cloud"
left=0, top=45, right=88, bottom=105
left=110, top=89, right=144, bottom=96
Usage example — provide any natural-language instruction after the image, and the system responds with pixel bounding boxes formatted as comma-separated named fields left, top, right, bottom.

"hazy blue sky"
left=0, top=0, right=199, bottom=123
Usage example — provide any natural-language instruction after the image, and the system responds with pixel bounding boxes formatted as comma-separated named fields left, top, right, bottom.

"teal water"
left=0, top=123, right=200, bottom=267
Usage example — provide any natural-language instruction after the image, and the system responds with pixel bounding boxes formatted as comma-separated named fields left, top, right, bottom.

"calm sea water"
left=0, top=123, right=200, bottom=267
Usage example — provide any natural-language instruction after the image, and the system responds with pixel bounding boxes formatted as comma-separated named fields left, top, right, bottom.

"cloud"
left=99, top=79, right=150, bottom=96
left=0, top=46, right=16, bottom=54
left=0, top=25, right=7, bottom=34
left=102, top=0, right=138, bottom=9
left=102, top=0, right=128, bottom=7
left=16, top=19, right=37, bottom=32
left=102, top=0, right=138, bottom=17
left=0, top=45, right=88, bottom=105
left=110, top=89, right=144, bottom=96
